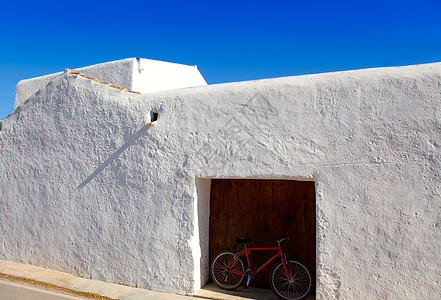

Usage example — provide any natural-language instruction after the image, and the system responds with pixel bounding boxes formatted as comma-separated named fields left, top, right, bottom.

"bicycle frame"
left=226, top=243, right=292, bottom=280
left=211, top=237, right=312, bottom=299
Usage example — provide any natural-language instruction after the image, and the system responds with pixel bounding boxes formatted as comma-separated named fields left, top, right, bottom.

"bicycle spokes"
left=210, top=251, right=245, bottom=290
left=210, top=238, right=312, bottom=300
left=271, top=260, right=312, bottom=300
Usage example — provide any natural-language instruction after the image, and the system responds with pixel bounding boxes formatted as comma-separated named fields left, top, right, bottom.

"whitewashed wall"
left=14, top=59, right=134, bottom=109
left=131, top=58, right=207, bottom=94
left=1, top=63, right=440, bottom=299
left=14, top=58, right=207, bottom=109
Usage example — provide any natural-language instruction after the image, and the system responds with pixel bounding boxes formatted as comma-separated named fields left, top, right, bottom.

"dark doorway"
left=209, top=179, right=316, bottom=289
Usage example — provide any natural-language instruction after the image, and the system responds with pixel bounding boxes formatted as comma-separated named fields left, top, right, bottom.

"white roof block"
left=132, top=58, right=207, bottom=94
left=14, top=58, right=207, bottom=108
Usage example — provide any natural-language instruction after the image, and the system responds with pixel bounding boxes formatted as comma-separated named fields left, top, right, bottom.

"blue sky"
left=1, top=0, right=440, bottom=119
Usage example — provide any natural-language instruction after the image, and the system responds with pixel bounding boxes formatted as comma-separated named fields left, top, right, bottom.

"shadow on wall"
left=77, top=123, right=153, bottom=189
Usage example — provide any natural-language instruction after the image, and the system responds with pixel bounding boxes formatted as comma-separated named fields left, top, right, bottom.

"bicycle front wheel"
left=210, top=251, right=245, bottom=290
left=270, top=259, right=312, bottom=300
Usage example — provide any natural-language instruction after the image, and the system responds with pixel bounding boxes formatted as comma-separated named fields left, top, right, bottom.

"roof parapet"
left=65, top=69, right=141, bottom=94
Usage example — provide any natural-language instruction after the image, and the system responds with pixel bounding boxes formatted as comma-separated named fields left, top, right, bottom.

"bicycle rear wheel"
left=270, top=259, right=312, bottom=300
left=210, top=251, right=245, bottom=290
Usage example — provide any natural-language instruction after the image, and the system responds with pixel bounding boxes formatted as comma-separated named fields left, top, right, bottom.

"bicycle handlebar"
left=277, top=237, right=290, bottom=245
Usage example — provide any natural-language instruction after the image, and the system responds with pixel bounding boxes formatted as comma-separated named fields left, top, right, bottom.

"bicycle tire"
left=270, top=259, right=312, bottom=300
left=210, top=251, right=245, bottom=290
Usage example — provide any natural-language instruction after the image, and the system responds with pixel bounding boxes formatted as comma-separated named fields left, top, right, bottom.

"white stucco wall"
left=14, top=73, right=59, bottom=109
left=14, top=58, right=135, bottom=109
left=1, top=62, right=440, bottom=298
left=14, top=58, right=207, bottom=109
left=131, top=58, right=207, bottom=94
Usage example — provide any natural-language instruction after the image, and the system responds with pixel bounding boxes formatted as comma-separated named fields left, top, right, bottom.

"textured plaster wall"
left=1, top=63, right=441, bottom=298
left=14, top=58, right=134, bottom=108
left=14, top=58, right=207, bottom=109
left=194, top=178, right=211, bottom=290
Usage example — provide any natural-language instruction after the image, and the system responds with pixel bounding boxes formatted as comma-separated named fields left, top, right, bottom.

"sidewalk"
left=0, top=260, right=286, bottom=300
left=0, top=260, right=193, bottom=300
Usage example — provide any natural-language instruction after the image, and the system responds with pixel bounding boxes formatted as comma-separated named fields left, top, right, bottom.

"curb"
left=0, top=260, right=192, bottom=299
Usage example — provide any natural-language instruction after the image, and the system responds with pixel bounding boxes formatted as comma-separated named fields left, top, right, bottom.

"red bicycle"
left=210, top=237, right=312, bottom=300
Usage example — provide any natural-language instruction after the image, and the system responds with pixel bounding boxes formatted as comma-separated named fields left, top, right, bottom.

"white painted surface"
left=14, top=58, right=207, bottom=109
left=131, top=58, right=207, bottom=94
left=15, top=73, right=60, bottom=109
left=14, top=58, right=134, bottom=109
left=1, top=62, right=441, bottom=299
left=194, top=178, right=211, bottom=291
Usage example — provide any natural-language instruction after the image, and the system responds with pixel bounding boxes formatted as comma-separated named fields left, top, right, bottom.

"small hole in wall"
left=150, top=110, right=159, bottom=122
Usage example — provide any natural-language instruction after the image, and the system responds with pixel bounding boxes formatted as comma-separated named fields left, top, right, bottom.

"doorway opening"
left=196, top=178, right=316, bottom=292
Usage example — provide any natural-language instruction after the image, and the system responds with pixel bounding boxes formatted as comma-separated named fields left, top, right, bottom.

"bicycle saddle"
left=236, top=237, right=252, bottom=244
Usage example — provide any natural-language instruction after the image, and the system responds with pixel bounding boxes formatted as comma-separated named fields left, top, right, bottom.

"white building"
left=0, top=58, right=440, bottom=299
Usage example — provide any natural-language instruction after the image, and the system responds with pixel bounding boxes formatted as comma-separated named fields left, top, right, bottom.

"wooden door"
left=209, top=179, right=316, bottom=289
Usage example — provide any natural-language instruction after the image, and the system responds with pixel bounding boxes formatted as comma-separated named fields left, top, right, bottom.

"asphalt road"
left=0, top=277, right=89, bottom=300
